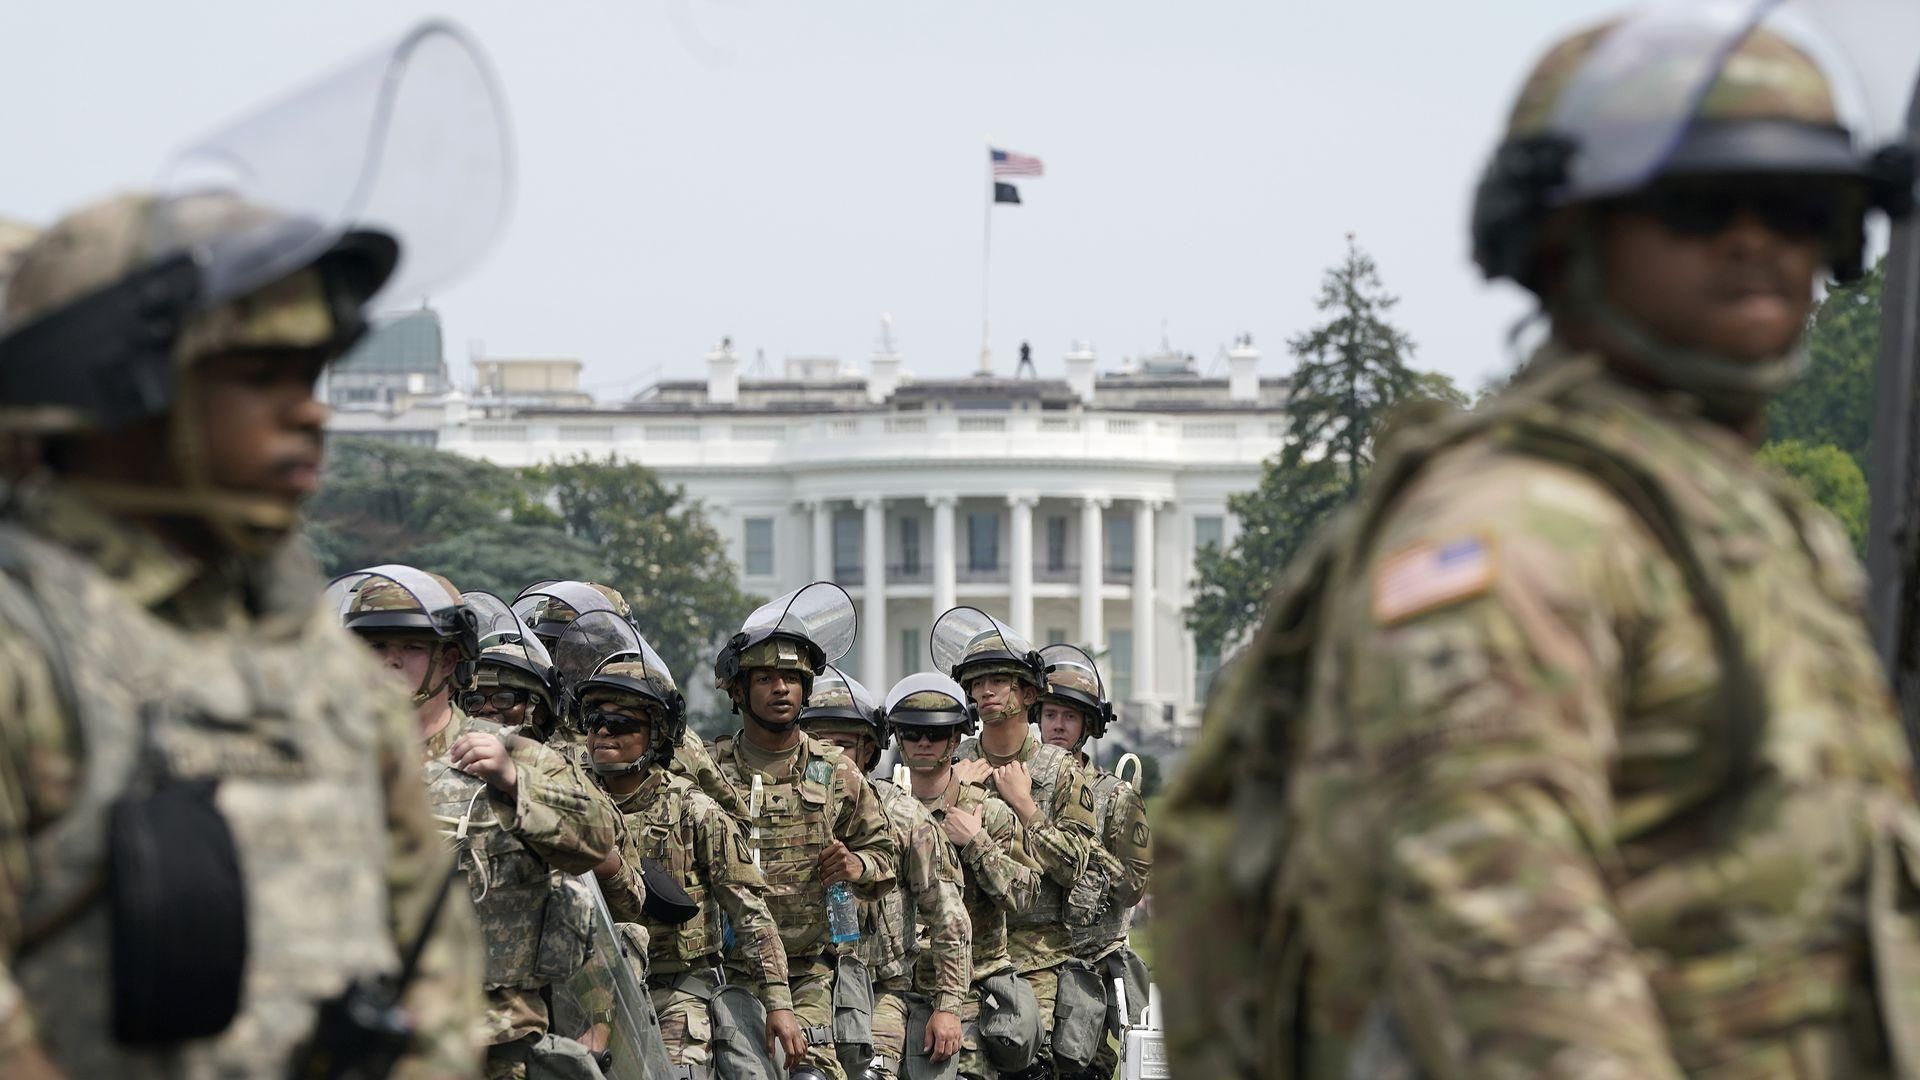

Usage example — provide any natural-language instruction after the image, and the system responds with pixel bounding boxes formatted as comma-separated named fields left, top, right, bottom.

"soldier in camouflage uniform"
left=342, top=567, right=621, bottom=1078
left=1031, top=646, right=1149, bottom=1080
left=800, top=666, right=971, bottom=1079
left=1157, top=10, right=1920, bottom=1078
left=0, top=203, right=488, bottom=1072
left=889, top=673, right=1047, bottom=1080
left=934, top=609, right=1117, bottom=1079
left=518, top=579, right=741, bottom=814
left=710, top=583, right=899, bottom=1080
left=576, top=643, right=802, bottom=1077
left=464, top=590, right=567, bottom=743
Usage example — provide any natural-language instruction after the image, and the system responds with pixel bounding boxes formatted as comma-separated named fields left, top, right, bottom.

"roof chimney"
left=706, top=337, right=739, bottom=405
left=869, top=315, right=902, bottom=404
left=1228, top=333, right=1261, bottom=402
left=1064, top=340, right=1097, bottom=404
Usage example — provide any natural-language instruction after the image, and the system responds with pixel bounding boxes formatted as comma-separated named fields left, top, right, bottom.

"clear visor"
left=930, top=605, right=1035, bottom=678
left=740, top=581, right=857, bottom=665
left=1039, top=643, right=1105, bottom=700
left=465, top=590, right=555, bottom=670
left=325, top=563, right=463, bottom=621
left=512, top=580, right=620, bottom=633
left=583, top=634, right=681, bottom=701
left=1549, top=0, right=1920, bottom=201
left=153, top=19, right=513, bottom=308
left=885, top=671, right=970, bottom=714
left=808, top=663, right=883, bottom=717
left=553, top=611, right=642, bottom=701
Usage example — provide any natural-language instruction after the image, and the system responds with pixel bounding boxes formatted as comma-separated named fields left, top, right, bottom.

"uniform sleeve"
left=833, top=757, right=897, bottom=890
left=599, top=813, right=649, bottom=925
left=905, top=813, right=971, bottom=1014
left=493, top=737, right=618, bottom=874
left=1104, top=781, right=1152, bottom=909
left=959, top=794, right=1043, bottom=913
left=1021, top=760, right=1102, bottom=887
left=372, top=687, right=488, bottom=1080
left=0, top=625, right=74, bottom=1063
left=702, top=802, right=792, bottom=1012
left=1340, top=452, right=1684, bottom=1078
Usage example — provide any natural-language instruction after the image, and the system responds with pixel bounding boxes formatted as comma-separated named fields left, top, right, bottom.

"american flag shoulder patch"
left=1371, top=536, right=1495, bottom=625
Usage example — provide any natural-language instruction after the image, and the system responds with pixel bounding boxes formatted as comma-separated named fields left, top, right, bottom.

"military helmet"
left=1038, top=643, right=1115, bottom=744
left=1473, top=11, right=1916, bottom=292
left=576, top=644, right=685, bottom=769
left=514, top=580, right=631, bottom=645
left=931, top=606, right=1043, bottom=691
left=884, top=672, right=978, bottom=735
left=465, top=590, right=559, bottom=719
left=799, top=664, right=887, bottom=745
left=330, top=565, right=481, bottom=698
left=713, top=581, right=856, bottom=701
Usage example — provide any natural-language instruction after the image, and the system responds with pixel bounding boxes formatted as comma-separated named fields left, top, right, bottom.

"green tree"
left=1768, top=262, right=1881, bottom=470
left=1282, top=233, right=1421, bottom=494
left=531, top=456, right=760, bottom=681
left=1757, top=439, right=1869, bottom=552
left=1186, top=453, right=1347, bottom=652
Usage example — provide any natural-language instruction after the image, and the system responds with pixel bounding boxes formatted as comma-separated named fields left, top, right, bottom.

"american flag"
left=991, top=148, right=1045, bottom=177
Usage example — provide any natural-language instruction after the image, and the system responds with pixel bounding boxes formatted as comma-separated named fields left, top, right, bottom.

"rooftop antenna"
left=747, top=345, right=769, bottom=378
left=877, top=313, right=898, bottom=354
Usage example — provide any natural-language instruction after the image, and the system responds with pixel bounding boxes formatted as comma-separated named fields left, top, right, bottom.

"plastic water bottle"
left=827, top=881, right=860, bottom=943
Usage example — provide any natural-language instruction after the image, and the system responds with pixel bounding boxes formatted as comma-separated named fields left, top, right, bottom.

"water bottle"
left=827, top=881, right=860, bottom=944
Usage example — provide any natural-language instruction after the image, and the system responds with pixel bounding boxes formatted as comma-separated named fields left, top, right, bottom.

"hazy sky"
left=3, top=0, right=1629, bottom=397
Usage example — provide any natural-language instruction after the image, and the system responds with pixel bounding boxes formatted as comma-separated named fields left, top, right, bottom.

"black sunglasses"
left=460, top=688, right=529, bottom=713
left=1613, top=178, right=1849, bottom=241
left=585, top=711, right=652, bottom=735
left=895, top=726, right=948, bottom=743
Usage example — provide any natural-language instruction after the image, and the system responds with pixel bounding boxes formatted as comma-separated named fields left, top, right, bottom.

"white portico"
left=409, top=336, right=1281, bottom=740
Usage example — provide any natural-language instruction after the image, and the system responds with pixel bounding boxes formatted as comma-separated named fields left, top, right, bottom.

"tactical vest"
left=861, top=780, right=921, bottom=982
left=1067, top=769, right=1134, bottom=960
left=5, top=525, right=398, bottom=1077
left=624, top=772, right=727, bottom=967
left=1156, top=355, right=1920, bottom=1078
left=958, top=739, right=1105, bottom=937
left=424, top=715, right=553, bottom=990
left=713, top=733, right=840, bottom=960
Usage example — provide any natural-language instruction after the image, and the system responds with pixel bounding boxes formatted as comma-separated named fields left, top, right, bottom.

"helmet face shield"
left=883, top=671, right=977, bottom=733
left=1038, top=643, right=1114, bottom=744
left=800, top=663, right=885, bottom=739
left=329, top=564, right=476, bottom=657
left=931, top=606, right=1042, bottom=688
left=513, top=580, right=624, bottom=643
left=578, top=635, right=684, bottom=766
left=716, top=581, right=856, bottom=695
left=553, top=610, right=643, bottom=717
left=464, top=590, right=558, bottom=717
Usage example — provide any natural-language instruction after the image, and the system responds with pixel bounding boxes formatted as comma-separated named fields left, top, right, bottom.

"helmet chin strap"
left=1563, top=229, right=1803, bottom=423
left=591, top=758, right=648, bottom=776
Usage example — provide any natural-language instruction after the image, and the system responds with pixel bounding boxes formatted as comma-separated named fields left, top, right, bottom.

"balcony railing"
left=957, top=564, right=1008, bottom=584
left=887, top=562, right=930, bottom=584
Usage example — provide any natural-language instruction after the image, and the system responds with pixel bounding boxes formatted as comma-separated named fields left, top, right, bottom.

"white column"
left=861, top=496, right=888, bottom=689
left=1008, top=494, right=1036, bottom=634
left=811, top=499, right=832, bottom=581
left=929, top=494, right=957, bottom=619
left=1131, top=499, right=1157, bottom=704
left=1079, top=496, right=1107, bottom=650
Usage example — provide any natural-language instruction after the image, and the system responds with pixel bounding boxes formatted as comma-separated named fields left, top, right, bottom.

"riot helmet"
left=714, top=581, right=856, bottom=731
left=1037, top=643, right=1115, bottom=751
left=330, top=564, right=479, bottom=702
left=884, top=672, right=979, bottom=734
left=513, top=580, right=631, bottom=649
left=462, top=590, right=560, bottom=734
left=932, top=606, right=1044, bottom=726
left=799, top=664, right=887, bottom=770
left=575, top=634, right=685, bottom=776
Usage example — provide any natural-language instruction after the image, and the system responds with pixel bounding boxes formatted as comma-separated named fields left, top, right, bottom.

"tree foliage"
left=1768, top=262, right=1881, bottom=471
left=1757, top=439, right=1869, bottom=553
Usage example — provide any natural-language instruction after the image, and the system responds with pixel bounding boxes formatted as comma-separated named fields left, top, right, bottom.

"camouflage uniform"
left=1155, top=18, right=1920, bottom=1079
left=603, top=766, right=790, bottom=1072
left=710, top=731, right=898, bottom=1079
left=863, top=777, right=971, bottom=1079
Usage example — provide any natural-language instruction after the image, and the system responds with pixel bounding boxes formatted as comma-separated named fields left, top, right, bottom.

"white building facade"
left=364, top=338, right=1283, bottom=740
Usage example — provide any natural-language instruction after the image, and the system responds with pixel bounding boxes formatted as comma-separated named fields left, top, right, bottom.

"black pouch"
left=108, top=778, right=248, bottom=1044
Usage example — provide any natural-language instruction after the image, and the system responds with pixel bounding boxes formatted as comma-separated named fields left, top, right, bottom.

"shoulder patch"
left=805, top=757, right=834, bottom=787
left=1371, top=535, right=1495, bottom=626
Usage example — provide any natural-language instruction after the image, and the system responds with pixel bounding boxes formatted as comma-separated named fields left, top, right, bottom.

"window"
left=1194, top=515, right=1225, bottom=553
left=1106, top=514, right=1135, bottom=574
left=900, top=517, right=922, bottom=575
left=743, top=517, right=775, bottom=577
left=833, top=511, right=862, bottom=578
left=900, top=628, right=923, bottom=676
left=968, top=512, right=1000, bottom=572
left=1195, top=642, right=1222, bottom=704
left=1045, top=516, right=1069, bottom=571
left=1108, top=629, right=1134, bottom=701
left=1045, top=627, right=1068, bottom=645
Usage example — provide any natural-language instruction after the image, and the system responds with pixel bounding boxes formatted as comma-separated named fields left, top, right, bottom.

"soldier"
left=0, top=22, right=509, bottom=1075
left=1031, top=646, right=1149, bottom=1080
left=709, top=582, right=899, bottom=1080
left=887, top=673, right=1047, bottom=1080
left=573, top=635, right=802, bottom=1077
left=933, top=609, right=1117, bottom=1080
left=465, top=590, right=566, bottom=742
left=518, top=578, right=741, bottom=814
left=799, top=666, right=970, bottom=1079
left=1156, top=7, right=1920, bottom=1077
left=338, top=566, right=621, bottom=1078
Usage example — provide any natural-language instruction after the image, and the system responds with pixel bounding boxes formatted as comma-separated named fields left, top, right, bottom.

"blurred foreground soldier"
left=1031, top=647, right=1149, bottom=1080
left=0, top=218, right=36, bottom=306
left=0, top=21, right=512, bottom=1078
left=338, top=567, right=619, bottom=1078
left=710, top=583, right=898, bottom=1080
left=935, top=609, right=1116, bottom=1080
left=800, top=667, right=970, bottom=1079
left=1157, top=4, right=1920, bottom=1076
left=574, top=636, right=799, bottom=1077
left=888, top=673, right=1045, bottom=1080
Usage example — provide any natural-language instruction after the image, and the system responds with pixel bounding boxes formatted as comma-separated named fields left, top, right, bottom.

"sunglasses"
left=585, top=712, right=652, bottom=735
left=895, top=726, right=949, bottom=744
left=1613, top=179, right=1848, bottom=241
left=460, top=689, right=529, bottom=713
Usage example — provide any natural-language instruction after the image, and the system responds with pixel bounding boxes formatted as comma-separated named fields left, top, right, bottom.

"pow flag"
left=994, top=182, right=1021, bottom=205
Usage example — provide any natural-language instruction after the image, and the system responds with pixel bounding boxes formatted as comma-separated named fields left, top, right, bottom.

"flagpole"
left=979, top=136, right=993, bottom=377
